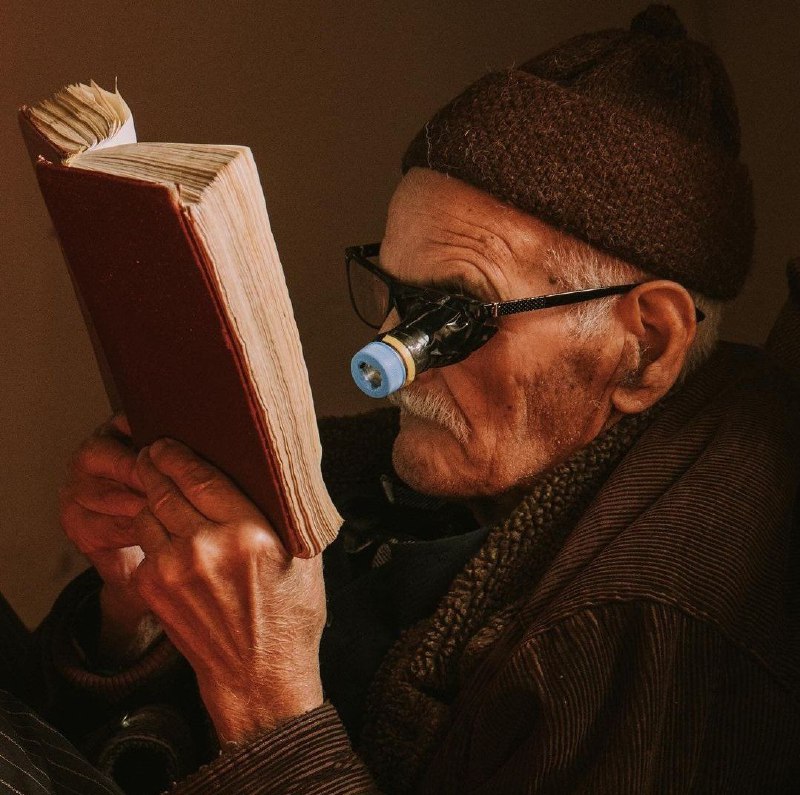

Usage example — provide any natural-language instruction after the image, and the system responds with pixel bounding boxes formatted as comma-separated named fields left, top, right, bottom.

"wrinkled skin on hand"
left=131, top=438, right=326, bottom=744
left=58, top=414, right=156, bottom=659
left=59, top=414, right=145, bottom=587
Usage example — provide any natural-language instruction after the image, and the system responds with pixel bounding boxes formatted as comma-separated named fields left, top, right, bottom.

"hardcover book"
left=19, top=81, right=341, bottom=558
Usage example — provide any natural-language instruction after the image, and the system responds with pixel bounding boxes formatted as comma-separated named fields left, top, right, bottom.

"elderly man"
left=33, top=4, right=800, bottom=794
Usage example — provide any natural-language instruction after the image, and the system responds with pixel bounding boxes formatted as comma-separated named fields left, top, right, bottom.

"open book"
left=19, top=81, right=341, bottom=558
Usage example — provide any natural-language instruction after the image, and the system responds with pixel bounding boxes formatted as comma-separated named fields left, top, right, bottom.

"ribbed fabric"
left=172, top=703, right=374, bottom=795
left=43, top=569, right=181, bottom=704
left=360, top=406, right=659, bottom=790
left=0, top=689, right=123, bottom=794
left=411, top=342, right=800, bottom=794
left=425, top=602, right=800, bottom=793
left=0, top=589, right=126, bottom=793
left=27, top=337, right=800, bottom=793
left=34, top=569, right=216, bottom=789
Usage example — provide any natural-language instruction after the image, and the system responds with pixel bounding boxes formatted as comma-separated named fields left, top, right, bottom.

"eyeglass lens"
left=347, top=257, right=392, bottom=329
left=348, top=253, right=475, bottom=329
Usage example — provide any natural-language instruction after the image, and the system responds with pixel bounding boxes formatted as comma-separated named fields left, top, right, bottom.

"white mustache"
left=388, top=386, right=470, bottom=444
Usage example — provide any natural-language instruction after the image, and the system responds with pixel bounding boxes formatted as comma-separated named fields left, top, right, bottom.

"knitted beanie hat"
left=402, top=4, right=754, bottom=300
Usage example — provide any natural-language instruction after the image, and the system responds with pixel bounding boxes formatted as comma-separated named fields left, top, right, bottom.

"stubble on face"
left=388, top=340, right=608, bottom=503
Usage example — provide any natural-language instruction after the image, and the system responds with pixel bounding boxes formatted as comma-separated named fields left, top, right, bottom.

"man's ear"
left=611, top=280, right=697, bottom=414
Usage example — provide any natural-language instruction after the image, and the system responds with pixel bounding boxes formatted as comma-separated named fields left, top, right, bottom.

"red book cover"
left=19, top=107, right=334, bottom=558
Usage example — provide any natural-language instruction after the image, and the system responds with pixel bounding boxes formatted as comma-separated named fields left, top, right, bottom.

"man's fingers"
left=93, top=546, right=145, bottom=586
left=70, top=434, right=141, bottom=490
left=95, top=412, right=134, bottom=443
left=136, top=447, right=208, bottom=537
left=62, top=475, right=145, bottom=517
left=59, top=501, right=142, bottom=551
left=131, top=507, right=171, bottom=557
left=107, top=412, right=132, bottom=438
left=147, top=438, right=258, bottom=525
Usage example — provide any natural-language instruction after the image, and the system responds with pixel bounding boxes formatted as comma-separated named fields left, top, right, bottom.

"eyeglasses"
left=345, top=242, right=706, bottom=329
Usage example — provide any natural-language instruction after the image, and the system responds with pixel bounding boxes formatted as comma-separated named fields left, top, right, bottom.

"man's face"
left=380, top=169, right=627, bottom=504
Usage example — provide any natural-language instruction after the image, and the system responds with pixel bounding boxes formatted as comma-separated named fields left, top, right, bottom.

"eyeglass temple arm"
left=489, top=284, right=705, bottom=322
left=344, top=245, right=706, bottom=324
left=488, top=284, right=639, bottom=318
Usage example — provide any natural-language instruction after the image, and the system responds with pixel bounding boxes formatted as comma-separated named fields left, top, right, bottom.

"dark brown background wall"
left=1, top=0, right=798, bottom=626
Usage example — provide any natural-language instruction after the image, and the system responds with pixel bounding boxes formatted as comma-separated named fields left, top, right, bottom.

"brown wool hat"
left=401, top=4, right=754, bottom=300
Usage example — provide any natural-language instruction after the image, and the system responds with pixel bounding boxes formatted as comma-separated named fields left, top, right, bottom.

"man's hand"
left=59, top=414, right=157, bottom=661
left=131, top=438, right=326, bottom=744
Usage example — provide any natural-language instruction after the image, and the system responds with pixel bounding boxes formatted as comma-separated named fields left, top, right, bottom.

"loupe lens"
left=351, top=340, right=408, bottom=398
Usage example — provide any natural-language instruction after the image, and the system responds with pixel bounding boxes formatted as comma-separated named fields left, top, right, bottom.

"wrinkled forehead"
left=381, top=168, right=562, bottom=293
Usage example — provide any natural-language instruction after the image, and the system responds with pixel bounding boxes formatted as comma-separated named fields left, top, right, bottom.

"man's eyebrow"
left=395, top=270, right=497, bottom=301
left=376, top=248, right=501, bottom=300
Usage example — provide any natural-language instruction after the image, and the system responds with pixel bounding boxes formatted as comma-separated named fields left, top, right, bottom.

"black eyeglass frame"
left=345, top=242, right=705, bottom=329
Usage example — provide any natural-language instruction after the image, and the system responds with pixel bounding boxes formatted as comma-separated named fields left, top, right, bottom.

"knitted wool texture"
left=402, top=4, right=754, bottom=300
left=358, top=406, right=658, bottom=793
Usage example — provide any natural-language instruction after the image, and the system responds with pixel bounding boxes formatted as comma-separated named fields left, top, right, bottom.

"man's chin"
left=395, top=409, right=467, bottom=455
left=391, top=418, right=467, bottom=497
